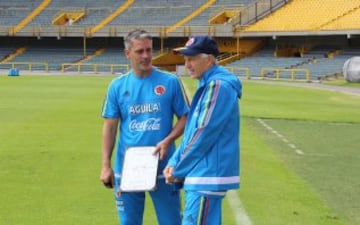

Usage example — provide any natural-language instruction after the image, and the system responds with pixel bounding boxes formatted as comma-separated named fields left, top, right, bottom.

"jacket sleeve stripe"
left=180, top=80, right=220, bottom=160
left=180, top=126, right=204, bottom=160
left=199, top=80, right=220, bottom=127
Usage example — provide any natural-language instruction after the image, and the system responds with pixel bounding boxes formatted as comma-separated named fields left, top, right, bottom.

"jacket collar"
left=199, top=64, right=218, bottom=88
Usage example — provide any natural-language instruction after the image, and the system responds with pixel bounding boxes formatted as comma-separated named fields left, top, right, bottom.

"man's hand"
left=153, top=139, right=170, bottom=160
left=100, top=166, right=114, bottom=188
left=163, top=166, right=175, bottom=184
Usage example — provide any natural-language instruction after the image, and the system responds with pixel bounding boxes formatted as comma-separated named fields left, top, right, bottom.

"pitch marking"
left=227, top=190, right=253, bottom=225
left=257, top=119, right=304, bottom=155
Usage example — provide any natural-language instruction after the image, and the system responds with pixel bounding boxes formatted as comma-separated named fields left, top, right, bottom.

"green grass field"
left=0, top=75, right=359, bottom=225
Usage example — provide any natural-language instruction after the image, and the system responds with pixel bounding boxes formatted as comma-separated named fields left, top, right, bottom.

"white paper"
left=120, top=146, right=159, bottom=192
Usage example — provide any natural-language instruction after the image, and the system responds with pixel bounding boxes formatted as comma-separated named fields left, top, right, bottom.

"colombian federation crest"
left=154, top=85, right=166, bottom=95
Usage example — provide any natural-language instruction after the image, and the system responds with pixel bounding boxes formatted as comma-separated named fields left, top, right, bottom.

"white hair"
left=200, top=53, right=218, bottom=64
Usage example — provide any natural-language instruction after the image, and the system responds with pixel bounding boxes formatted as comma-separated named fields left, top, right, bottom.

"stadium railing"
left=61, top=63, right=129, bottom=74
left=225, top=66, right=251, bottom=79
left=10, top=24, right=234, bottom=38
left=260, top=68, right=310, bottom=81
left=0, top=62, right=49, bottom=72
left=233, top=0, right=289, bottom=26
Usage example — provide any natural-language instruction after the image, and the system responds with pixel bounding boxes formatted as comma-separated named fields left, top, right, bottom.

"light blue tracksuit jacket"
left=168, top=64, right=242, bottom=191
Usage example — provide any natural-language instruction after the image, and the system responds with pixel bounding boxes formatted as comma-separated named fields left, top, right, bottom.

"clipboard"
left=120, top=146, right=159, bottom=192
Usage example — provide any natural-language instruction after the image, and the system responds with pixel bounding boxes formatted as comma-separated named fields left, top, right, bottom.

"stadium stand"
left=1, top=45, right=94, bottom=71
left=0, top=0, right=359, bottom=81
left=0, top=47, right=16, bottom=61
left=75, top=47, right=129, bottom=74
left=185, top=0, right=253, bottom=25
left=108, top=0, right=205, bottom=26
left=240, top=0, right=360, bottom=32
left=0, top=0, right=42, bottom=26
left=321, top=6, right=360, bottom=31
left=26, top=0, right=126, bottom=26
left=297, top=48, right=359, bottom=79
left=226, top=47, right=305, bottom=77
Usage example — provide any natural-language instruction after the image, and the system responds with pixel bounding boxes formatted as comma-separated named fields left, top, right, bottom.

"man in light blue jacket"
left=164, top=36, right=242, bottom=225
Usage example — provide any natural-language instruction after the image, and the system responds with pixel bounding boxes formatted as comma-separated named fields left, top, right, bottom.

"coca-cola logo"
left=129, top=118, right=161, bottom=131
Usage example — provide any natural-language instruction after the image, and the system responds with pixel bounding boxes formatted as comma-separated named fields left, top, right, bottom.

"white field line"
left=257, top=119, right=304, bottom=155
left=227, top=190, right=253, bottom=225
left=182, top=80, right=252, bottom=225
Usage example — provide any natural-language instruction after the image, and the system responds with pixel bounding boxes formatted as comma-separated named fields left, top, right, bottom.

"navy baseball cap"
left=173, top=36, right=219, bottom=57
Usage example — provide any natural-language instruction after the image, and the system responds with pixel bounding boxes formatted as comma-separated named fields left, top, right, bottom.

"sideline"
left=257, top=118, right=304, bottom=155
left=227, top=190, right=253, bottom=225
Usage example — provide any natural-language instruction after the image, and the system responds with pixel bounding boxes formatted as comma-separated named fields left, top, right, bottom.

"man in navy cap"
left=164, top=36, right=242, bottom=225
